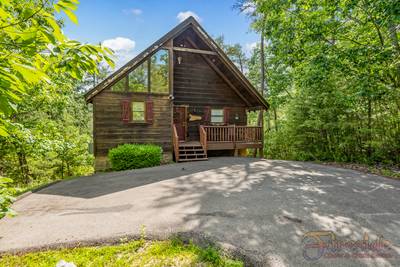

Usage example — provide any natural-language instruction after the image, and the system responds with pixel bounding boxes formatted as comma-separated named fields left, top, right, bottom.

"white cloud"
left=177, top=11, right=202, bottom=22
left=102, top=37, right=136, bottom=69
left=245, top=42, right=258, bottom=53
left=123, top=8, right=142, bottom=16
left=103, top=37, right=135, bottom=52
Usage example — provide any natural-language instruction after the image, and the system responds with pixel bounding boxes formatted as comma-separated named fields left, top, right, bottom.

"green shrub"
left=108, top=144, right=162, bottom=171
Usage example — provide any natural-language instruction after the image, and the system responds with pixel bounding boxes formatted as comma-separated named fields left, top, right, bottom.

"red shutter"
left=203, top=106, right=211, bottom=124
left=121, top=99, right=130, bottom=123
left=223, top=107, right=231, bottom=125
left=145, top=100, right=154, bottom=124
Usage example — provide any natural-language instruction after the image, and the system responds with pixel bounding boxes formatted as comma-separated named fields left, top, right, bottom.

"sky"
left=62, top=0, right=259, bottom=68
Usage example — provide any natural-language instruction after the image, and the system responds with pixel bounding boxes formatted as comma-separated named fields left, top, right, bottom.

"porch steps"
left=177, top=141, right=208, bottom=162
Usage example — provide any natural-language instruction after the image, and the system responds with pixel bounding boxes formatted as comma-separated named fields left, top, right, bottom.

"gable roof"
left=85, top=17, right=269, bottom=110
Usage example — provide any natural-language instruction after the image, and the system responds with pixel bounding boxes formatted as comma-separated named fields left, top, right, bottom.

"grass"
left=318, top=161, right=400, bottom=180
left=0, top=239, right=243, bottom=267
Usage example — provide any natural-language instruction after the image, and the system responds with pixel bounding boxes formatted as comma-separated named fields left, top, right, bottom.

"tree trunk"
left=254, top=19, right=266, bottom=157
left=16, top=149, right=30, bottom=184
left=367, top=98, right=372, bottom=160
left=388, top=20, right=400, bottom=88
left=238, top=55, right=244, bottom=73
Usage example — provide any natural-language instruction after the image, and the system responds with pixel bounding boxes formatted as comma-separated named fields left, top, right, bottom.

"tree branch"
left=0, top=0, right=48, bottom=30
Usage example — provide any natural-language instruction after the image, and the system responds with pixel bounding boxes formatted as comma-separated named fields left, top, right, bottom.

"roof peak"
left=84, top=15, right=268, bottom=110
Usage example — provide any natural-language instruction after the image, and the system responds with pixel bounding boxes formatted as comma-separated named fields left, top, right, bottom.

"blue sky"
left=63, top=0, right=259, bottom=68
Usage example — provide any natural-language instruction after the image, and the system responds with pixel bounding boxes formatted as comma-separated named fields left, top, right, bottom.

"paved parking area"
left=0, top=157, right=399, bottom=266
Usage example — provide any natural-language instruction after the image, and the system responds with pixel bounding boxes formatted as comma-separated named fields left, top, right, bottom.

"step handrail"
left=172, top=124, right=180, bottom=162
left=199, top=125, right=208, bottom=157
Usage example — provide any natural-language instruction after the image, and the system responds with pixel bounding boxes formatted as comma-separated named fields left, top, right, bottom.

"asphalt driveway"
left=0, top=157, right=399, bottom=266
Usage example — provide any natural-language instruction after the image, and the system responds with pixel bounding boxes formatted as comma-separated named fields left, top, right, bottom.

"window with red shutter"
left=121, top=100, right=130, bottom=123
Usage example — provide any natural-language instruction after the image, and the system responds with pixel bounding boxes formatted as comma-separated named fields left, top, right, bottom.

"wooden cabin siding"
left=173, top=51, right=247, bottom=140
left=174, top=52, right=246, bottom=107
left=93, top=89, right=172, bottom=159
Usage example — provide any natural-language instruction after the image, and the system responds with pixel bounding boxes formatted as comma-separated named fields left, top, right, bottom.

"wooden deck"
left=173, top=124, right=262, bottom=162
left=200, top=125, right=262, bottom=150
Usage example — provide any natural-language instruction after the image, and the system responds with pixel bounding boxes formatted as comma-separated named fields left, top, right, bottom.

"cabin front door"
left=173, top=105, right=188, bottom=141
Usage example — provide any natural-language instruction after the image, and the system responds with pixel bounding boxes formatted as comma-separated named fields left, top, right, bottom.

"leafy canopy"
left=0, top=0, right=114, bottom=136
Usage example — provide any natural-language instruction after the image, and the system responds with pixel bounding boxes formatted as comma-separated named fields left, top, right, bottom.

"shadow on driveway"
left=3, top=157, right=400, bottom=266
left=37, top=157, right=242, bottom=198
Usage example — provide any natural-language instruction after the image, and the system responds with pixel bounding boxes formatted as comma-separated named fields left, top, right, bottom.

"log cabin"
left=85, top=16, right=269, bottom=170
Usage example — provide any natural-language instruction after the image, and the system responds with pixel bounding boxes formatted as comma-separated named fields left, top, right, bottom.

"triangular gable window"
left=150, top=49, right=169, bottom=93
left=111, top=49, right=169, bottom=94
left=128, top=61, right=148, bottom=92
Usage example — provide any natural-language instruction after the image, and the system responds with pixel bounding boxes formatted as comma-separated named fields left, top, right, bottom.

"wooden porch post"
left=166, top=39, right=175, bottom=159
left=260, top=108, right=264, bottom=158
left=259, top=18, right=266, bottom=159
left=233, top=124, right=238, bottom=157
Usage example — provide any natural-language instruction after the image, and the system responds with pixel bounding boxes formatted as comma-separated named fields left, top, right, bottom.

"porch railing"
left=202, top=125, right=262, bottom=144
left=235, top=126, right=262, bottom=143
left=199, top=125, right=208, bottom=151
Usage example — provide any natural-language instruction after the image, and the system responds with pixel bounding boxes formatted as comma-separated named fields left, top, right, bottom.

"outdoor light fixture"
left=235, top=113, right=239, bottom=120
left=177, top=56, right=182, bottom=64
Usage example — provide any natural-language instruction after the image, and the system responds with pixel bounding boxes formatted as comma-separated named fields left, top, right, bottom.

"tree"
left=237, top=0, right=400, bottom=165
left=0, top=0, right=113, bottom=136
left=0, top=0, right=114, bottom=216
left=215, top=35, right=247, bottom=72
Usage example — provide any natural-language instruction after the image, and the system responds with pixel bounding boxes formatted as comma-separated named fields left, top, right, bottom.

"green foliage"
left=0, top=76, right=96, bottom=187
left=0, top=176, right=16, bottom=219
left=240, top=0, right=400, bottom=166
left=0, top=0, right=114, bottom=136
left=0, top=0, right=114, bottom=214
left=108, top=144, right=162, bottom=171
left=215, top=35, right=247, bottom=72
left=199, top=246, right=223, bottom=265
left=0, top=240, right=243, bottom=267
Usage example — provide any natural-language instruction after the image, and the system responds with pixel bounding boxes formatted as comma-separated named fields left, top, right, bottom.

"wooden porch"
left=173, top=124, right=263, bottom=162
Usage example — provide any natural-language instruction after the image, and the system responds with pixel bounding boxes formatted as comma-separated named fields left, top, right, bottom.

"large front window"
left=111, top=49, right=169, bottom=93
left=129, top=61, right=148, bottom=92
left=150, top=49, right=169, bottom=93
left=111, top=78, right=125, bottom=92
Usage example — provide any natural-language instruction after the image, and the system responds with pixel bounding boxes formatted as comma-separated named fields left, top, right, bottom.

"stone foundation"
left=162, top=151, right=173, bottom=164
left=94, top=156, right=111, bottom=172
